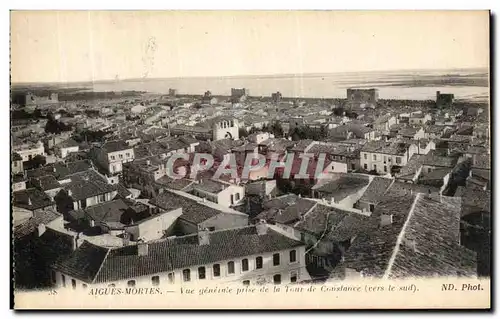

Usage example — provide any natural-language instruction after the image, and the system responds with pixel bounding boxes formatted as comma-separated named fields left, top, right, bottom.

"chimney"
left=122, top=232, right=130, bottom=246
left=146, top=160, right=151, bottom=166
left=404, top=238, right=417, bottom=252
left=37, top=223, right=46, bottom=237
left=198, top=228, right=210, bottom=245
left=67, top=189, right=73, bottom=197
left=256, top=220, right=268, bottom=235
left=137, top=240, right=149, bottom=256
left=380, top=214, right=393, bottom=227
left=73, top=233, right=84, bottom=251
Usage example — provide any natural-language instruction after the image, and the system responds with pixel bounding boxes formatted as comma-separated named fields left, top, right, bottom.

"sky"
left=10, top=10, right=489, bottom=83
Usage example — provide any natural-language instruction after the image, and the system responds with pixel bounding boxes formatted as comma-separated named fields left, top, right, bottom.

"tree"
left=24, top=155, right=46, bottom=170
left=239, top=127, right=249, bottom=138
left=333, top=107, right=344, bottom=116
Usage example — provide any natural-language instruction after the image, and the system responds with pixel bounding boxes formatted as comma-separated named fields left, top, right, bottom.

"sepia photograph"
left=10, top=10, right=491, bottom=310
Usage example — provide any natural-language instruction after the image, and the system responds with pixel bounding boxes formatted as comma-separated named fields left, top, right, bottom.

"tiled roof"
left=262, top=194, right=301, bottom=210
left=80, top=199, right=130, bottom=224
left=63, top=169, right=116, bottom=201
left=358, top=177, right=394, bottom=204
left=291, top=140, right=314, bottom=152
left=192, top=179, right=227, bottom=194
left=470, top=168, right=490, bottom=182
left=472, top=154, right=490, bottom=170
left=115, top=183, right=132, bottom=199
left=155, top=175, right=194, bottom=191
left=387, top=181, right=440, bottom=196
left=361, top=140, right=409, bottom=156
left=256, top=198, right=316, bottom=225
left=395, top=154, right=425, bottom=179
left=344, top=194, right=477, bottom=278
left=419, top=168, right=451, bottom=182
left=26, top=160, right=92, bottom=180
left=149, top=190, right=222, bottom=224
left=59, top=139, right=79, bottom=148
left=53, top=225, right=304, bottom=284
left=102, top=140, right=132, bottom=153
left=455, top=186, right=490, bottom=216
left=14, top=207, right=61, bottom=239
left=388, top=195, right=477, bottom=278
left=422, top=151, right=458, bottom=168
left=36, top=175, right=61, bottom=191
left=294, top=204, right=375, bottom=241
left=312, top=174, right=370, bottom=201
left=13, top=188, right=54, bottom=211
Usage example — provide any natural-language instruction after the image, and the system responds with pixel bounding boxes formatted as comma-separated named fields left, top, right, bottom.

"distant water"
left=89, top=69, right=488, bottom=102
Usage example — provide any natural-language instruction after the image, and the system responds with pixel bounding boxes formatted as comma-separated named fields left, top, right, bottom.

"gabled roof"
left=343, top=193, right=476, bottom=278
left=102, top=140, right=132, bottom=153
left=13, top=188, right=54, bottom=211
left=61, top=169, right=116, bottom=201
left=149, top=190, right=223, bottom=224
left=312, top=173, right=370, bottom=201
left=358, top=177, right=394, bottom=204
left=294, top=204, right=375, bottom=242
left=26, top=160, right=92, bottom=180
left=14, top=207, right=61, bottom=239
left=256, top=197, right=317, bottom=225
left=53, top=225, right=305, bottom=284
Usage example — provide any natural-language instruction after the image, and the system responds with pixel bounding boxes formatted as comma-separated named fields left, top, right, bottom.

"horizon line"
left=10, top=66, right=489, bottom=86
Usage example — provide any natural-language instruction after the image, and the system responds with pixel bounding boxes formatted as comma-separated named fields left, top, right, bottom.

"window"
left=126, top=153, right=130, bottom=157
left=351, top=164, right=355, bottom=170
left=127, top=280, right=136, bottom=287
left=108, top=283, right=116, bottom=287
left=51, top=270, right=56, bottom=284
left=273, top=274, right=281, bottom=284
left=373, top=164, right=377, bottom=171
left=256, top=256, right=263, bottom=269
left=383, top=156, right=387, bottom=163
left=290, top=272, right=298, bottom=283
left=213, top=264, right=221, bottom=277
left=167, top=272, right=175, bottom=284
left=235, top=193, right=240, bottom=201
left=119, top=154, right=123, bottom=159
left=396, top=157, right=402, bottom=164
left=198, top=267, right=206, bottom=280
left=71, top=279, right=77, bottom=290
left=82, top=284, right=88, bottom=289
left=111, top=155, right=115, bottom=161
left=243, top=280, right=250, bottom=286
left=242, top=259, right=249, bottom=272
left=62, top=275, right=66, bottom=287
left=208, top=227, right=216, bottom=231
left=99, top=194, right=105, bottom=202
left=364, top=164, right=368, bottom=170
left=230, top=194, right=234, bottom=205
left=289, top=250, right=297, bottom=263
left=14, top=161, right=17, bottom=167
left=363, top=153, right=367, bottom=160
left=152, top=276, right=160, bottom=286
left=384, top=166, right=387, bottom=172
left=183, top=269, right=191, bottom=282
left=227, top=261, right=235, bottom=274
left=273, top=253, right=280, bottom=266
left=370, top=204, right=375, bottom=212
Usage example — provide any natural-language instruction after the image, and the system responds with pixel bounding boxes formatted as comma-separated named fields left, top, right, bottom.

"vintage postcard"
left=10, top=10, right=491, bottom=310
